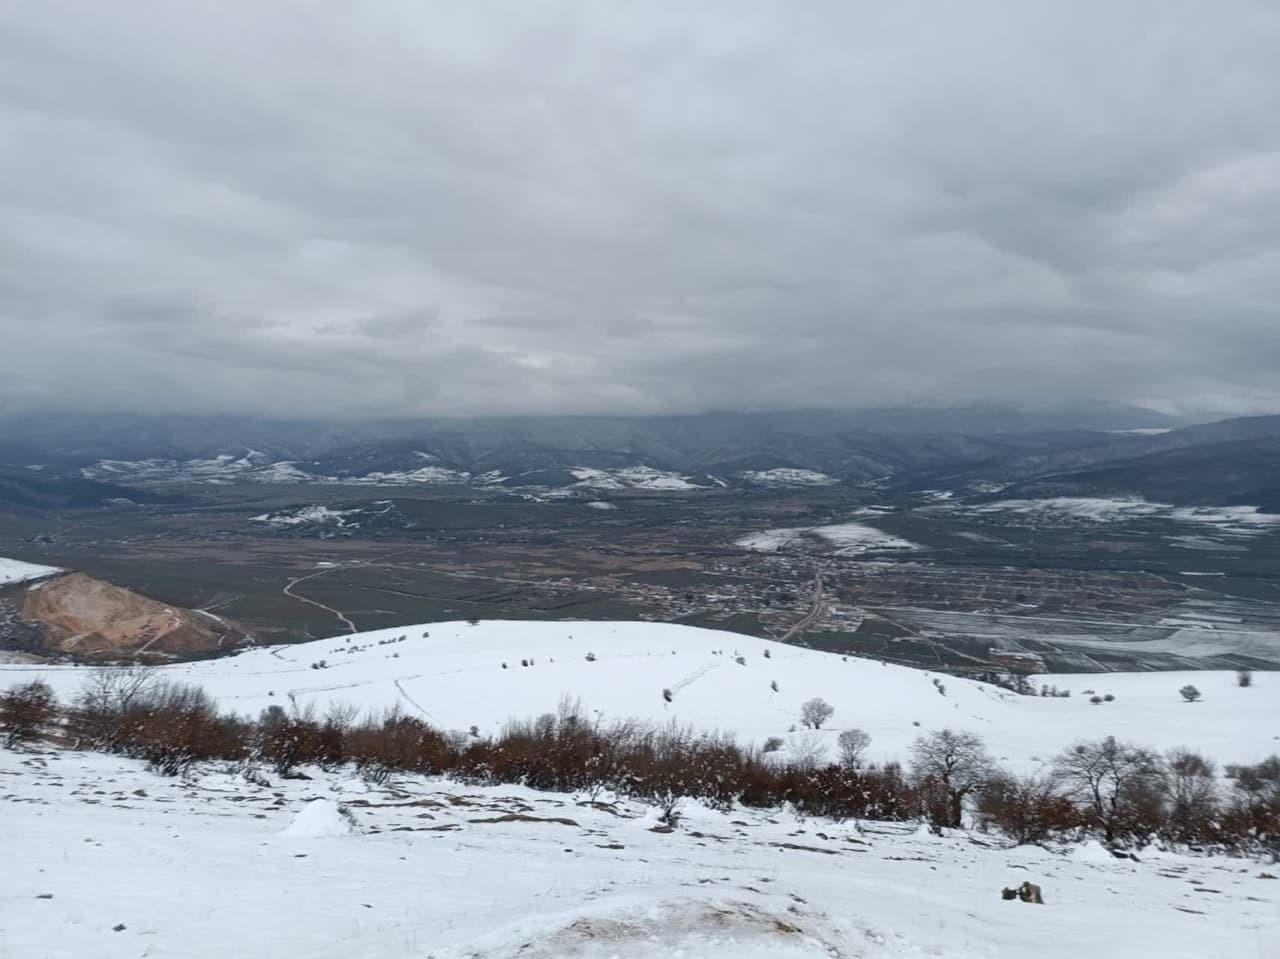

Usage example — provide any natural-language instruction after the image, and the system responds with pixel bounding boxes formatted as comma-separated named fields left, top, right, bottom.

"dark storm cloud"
left=2, top=1, right=1278, bottom=418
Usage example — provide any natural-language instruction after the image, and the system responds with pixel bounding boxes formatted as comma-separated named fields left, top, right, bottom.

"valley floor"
left=2, top=747, right=1276, bottom=959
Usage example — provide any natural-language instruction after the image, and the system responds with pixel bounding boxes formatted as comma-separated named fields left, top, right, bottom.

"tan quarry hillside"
left=19, top=572, right=247, bottom=658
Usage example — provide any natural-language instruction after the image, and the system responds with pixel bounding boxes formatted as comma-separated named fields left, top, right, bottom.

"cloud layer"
left=3, top=2, right=1278, bottom=418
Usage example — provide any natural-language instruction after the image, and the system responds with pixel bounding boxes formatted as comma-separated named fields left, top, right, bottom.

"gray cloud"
left=2, top=1, right=1279, bottom=419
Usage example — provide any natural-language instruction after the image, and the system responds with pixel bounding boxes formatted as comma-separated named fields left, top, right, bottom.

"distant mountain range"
left=0, top=405, right=1275, bottom=511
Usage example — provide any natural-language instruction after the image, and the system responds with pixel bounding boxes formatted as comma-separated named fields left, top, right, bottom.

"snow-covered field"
left=250, top=505, right=363, bottom=527
left=946, top=497, right=1280, bottom=538
left=559, top=466, right=708, bottom=492
left=737, top=520, right=918, bottom=555
left=2, top=745, right=1276, bottom=959
left=4, top=621, right=1275, bottom=771
left=737, top=468, right=839, bottom=487
left=3, top=621, right=1278, bottom=957
left=0, top=556, right=63, bottom=586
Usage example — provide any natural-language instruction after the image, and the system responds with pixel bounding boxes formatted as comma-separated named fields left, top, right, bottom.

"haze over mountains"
left=0, top=404, right=1275, bottom=511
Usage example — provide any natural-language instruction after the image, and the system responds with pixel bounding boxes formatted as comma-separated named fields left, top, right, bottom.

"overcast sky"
left=2, top=2, right=1278, bottom=420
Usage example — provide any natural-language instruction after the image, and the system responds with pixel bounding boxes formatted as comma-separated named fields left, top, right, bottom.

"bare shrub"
left=1178, top=684, right=1201, bottom=703
left=783, top=762, right=917, bottom=822
left=130, top=682, right=247, bottom=775
left=1221, top=756, right=1280, bottom=857
left=258, top=702, right=327, bottom=775
left=1, top=680, right=58, bottom=747
left=1237, top=669, right=1253, bottom=688
left=977, top=771, right=1081, bottom=843
left=346, top=706, right=455, bottom=778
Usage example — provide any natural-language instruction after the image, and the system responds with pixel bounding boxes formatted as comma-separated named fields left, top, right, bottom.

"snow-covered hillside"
left=1, top=747, right=1275, bottom=959
left=5, top=621, right=1275, bottom=769
left=0, top=556, right=62, bottom=587
left=736, top=521, right=918, bottom=555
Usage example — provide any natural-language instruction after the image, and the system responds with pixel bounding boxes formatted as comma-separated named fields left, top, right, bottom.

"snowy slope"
left=1, top=748, right=1275, bottom=959
left=736, top=519, right=917, bottom=554
left=0, top=556, right=62, bottom=587
left=5, top=621, right=1276, bottom=769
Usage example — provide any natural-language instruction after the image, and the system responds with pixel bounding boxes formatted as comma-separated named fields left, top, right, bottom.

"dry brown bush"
left=976, top=771, right=1082, bottom=843
left=1, top=680, right=58, bottom=747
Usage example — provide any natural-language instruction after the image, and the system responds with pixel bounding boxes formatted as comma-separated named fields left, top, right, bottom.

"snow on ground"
left=737, top=468, right=839, bottom=487
left=1, top=746, right=1275, bottom=959
left=737, top=519, right=917, bottom=555
left=332, top=466, right=472, bottom=486
left=0, top=556, right=63, bottom=586
left=250, top=505, right=362, bottom=527
left=809, top=521, right=917, bottom=553
left=953, top=497, right=1280, bottom=536
left=280, top=797, right=358, bottom=837
left=564, top=466, right=707, bottom=492
left=4, top=621, right=1276, bottom=770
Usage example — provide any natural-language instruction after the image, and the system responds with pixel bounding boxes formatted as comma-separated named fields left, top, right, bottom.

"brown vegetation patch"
left=469, top=813, right=580, bottom=827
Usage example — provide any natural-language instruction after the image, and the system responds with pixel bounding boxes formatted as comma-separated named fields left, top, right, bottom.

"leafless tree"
left=836, top=728, right=871, bottom=768
left=1053, top=736, right=1167, bottom=843
left=72, top=665, right=162, bottom=749
left=1163, top=748, right=1218, bottom=843
left=910, top=729, right=995, bottom=828
left=799, top=697, right=834, bottom=730
left=788, top=730, right=828, bottom=773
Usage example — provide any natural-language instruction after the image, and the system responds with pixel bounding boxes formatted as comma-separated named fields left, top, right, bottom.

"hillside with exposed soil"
left=12, top=572, right=250, bottom=659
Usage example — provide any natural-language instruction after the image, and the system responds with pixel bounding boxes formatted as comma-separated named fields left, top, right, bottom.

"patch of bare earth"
left=19, top=572, right=248, bottom=658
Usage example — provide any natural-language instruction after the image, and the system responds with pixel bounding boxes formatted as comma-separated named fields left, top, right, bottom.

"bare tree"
left=78, top=664, right=161, bottom=714
left=1163, top=748, right=1218, bottom=843
left=909, top=729, right=995, bottom=828
left=799, top=698, right=834, bottom=730
left=1053, top=736, right=1167, bottom=843
left=72, top=665, right=162, bottom=749
left=836, top=728, right=871, bottom=769
left=788, top=729, right=828, bottom=773
left=1178, top=684, right=1201, bottom=703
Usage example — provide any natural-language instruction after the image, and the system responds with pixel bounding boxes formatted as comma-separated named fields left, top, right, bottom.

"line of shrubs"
left=1, top=669, right=1276, bottom=857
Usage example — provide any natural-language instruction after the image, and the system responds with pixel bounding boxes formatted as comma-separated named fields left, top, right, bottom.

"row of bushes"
left=2, top=669, right=1277, bottom=855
